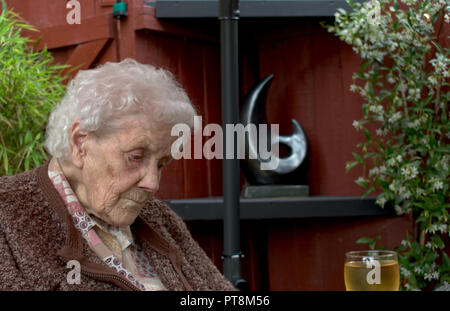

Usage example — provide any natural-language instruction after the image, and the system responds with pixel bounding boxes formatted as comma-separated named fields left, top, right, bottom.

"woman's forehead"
left=111, top=126, right=173, bottom=154
left=113, top=115, right=173, bottom=132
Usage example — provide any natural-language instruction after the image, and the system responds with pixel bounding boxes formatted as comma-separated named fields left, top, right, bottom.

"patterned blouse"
left=48, top=158, right=166, bottom=291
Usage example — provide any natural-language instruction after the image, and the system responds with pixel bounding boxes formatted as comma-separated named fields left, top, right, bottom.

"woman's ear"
left=70, top=120, right=88, bottom=168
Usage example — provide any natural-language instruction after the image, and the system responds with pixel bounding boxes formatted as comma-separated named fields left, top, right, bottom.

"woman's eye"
left=128, top=153, right=144, bottom=162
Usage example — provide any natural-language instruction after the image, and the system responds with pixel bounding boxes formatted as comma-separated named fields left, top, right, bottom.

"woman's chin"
left=107, top=211, right=141, bottom=227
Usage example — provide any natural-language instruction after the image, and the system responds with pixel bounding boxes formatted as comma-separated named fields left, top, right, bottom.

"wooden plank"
left=100, top=0, right=116, bottom=7
left=22, top=14, right=113, bottom=50
left=63, top=38, right=109, bottom=79
left=5, top=0, right=97, bottom=29
left=338, top=40, right=368, bottom=196
left=201, top=44, right=223, bottom=196
left=178, top=39, right=210, bottom=199
left=310, top=30, right=352, bottom=195
left=114, top=0, right=137, bottom=60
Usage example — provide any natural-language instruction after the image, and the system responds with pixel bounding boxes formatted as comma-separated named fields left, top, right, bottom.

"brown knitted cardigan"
left=0, top=161, right=235, bottom=291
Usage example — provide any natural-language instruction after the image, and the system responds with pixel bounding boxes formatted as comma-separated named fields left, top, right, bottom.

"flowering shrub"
left=322, top=0, right=449, bottom=290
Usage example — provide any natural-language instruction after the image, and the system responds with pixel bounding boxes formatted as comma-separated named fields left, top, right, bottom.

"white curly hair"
left=44, top=58, right=196, bottom=160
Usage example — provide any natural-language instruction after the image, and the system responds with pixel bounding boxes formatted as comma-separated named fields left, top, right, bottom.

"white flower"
left=430, top=273, right=437, bottom=281
left=356, top=176, right=367, bottom=185
left=428, top=75, right=438, bottom=86
left=389, top=111, right=402, bottom=123
left=424, top=273, right=432, bottom=281
left=401, top=167, right=408, bottom=177
left=352, top=120, right=362, bottom=131
left=439, top=224, right=447, bottom=234
left=416, top=188, right=425, bottom=197
left=410, top=166, right=418, bottom=178
left=414, top=266, right=423, bottom=275
left=376, top=197, right=387, bottom=207
left=403, top=190, right=412, bottom=199
left=376, top=128, right=387, bottom=136
left=387, top=158, right=397, bottom=167
left=430, top=53, right=449, bottom=77
left=369, top=105, right=384, bottom=114
left=401, top=0, right=417, bottom=7
left=389, top=183, right=397, bottom=193
left=428, top=224, right=438, bottom=234
left=432, top=181, right=444, bottom=192
left=398, top=82, right=407, bottom=93
left=350, top=84, right=358, bottom=92
left=369, top=167, right=379, bottom=176
left=401, top=240, right=410, bottom=247
left=396, top=155, right=402, bottom=163
left=407, top=119, right=421, bottom=129
left=401, top=165, right=419, bottom=180
left=400, top=267, right=411, bottom=277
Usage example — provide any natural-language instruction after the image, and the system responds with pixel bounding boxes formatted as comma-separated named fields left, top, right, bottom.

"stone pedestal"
left=241, top=184, right=309, bottom=199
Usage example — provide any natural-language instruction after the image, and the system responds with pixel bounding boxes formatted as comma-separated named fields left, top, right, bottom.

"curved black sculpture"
left=240, top=74, right=309, bottom=185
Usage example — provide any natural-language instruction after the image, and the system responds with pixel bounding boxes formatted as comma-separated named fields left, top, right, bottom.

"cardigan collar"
left=36, top=159, right=192, bottom=291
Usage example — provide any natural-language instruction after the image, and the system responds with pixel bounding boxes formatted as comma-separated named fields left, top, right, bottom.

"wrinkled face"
left=75, top=116, right=174, bottom=227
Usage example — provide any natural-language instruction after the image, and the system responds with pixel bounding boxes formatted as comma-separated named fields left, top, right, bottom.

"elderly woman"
left=0, top=59, right=235, bottom=291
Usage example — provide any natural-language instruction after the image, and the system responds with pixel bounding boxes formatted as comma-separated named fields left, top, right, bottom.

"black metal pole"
left=219, top=0, right=245, bottom=289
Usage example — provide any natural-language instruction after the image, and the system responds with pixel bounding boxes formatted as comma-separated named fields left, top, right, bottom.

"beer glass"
left=344, top=250, right=400, bottom=291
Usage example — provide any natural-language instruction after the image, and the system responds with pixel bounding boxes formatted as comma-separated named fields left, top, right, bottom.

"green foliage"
left=0, top=1, right=68, bottom=175
left=356, top=235, right=385, bottom=250
left=323, top=0, right=450, bottom=290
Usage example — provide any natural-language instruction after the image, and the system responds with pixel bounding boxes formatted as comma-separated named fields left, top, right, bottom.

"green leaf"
left=355, top=178, right=369, bottom=189
left=363, top=128, right=372, bottom=142
left=442, top=253, right=450, bottom=271
left=361, top=188, right=373, bottom=198
left=432, top=235, right=444, bottom=250
left=356, top=237, right=376, bottom=250
left=352, top=152, right=363, bottom=164
left=346, top=161, right=359, bottom=173
left=431, top=41, right=444, bottom=54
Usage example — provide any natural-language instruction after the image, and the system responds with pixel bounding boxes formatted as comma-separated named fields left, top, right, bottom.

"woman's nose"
left=137, top=167, right=160, bottom=193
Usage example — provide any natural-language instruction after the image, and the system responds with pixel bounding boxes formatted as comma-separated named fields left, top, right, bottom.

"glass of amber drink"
left=344, top=250, right=400, bottom=291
